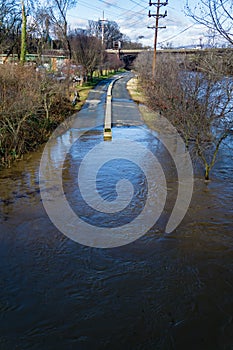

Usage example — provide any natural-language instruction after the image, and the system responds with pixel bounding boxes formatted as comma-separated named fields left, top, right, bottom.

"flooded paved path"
left=0, top=72, right=233, bottom=349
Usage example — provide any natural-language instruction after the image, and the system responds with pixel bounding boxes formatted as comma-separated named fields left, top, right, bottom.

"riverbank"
left=126, top=76, right=161, bottom=133
left=0, top=68, right=123, bottom=169
left=1, top=73, right=233, bottom=349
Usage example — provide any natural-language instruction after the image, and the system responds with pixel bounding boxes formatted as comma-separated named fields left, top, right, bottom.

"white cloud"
left=67, top=15, right=89, bottom=30
left=66, top=0, right=223, bottom=48
left=119, top=12, right=209, bottom=48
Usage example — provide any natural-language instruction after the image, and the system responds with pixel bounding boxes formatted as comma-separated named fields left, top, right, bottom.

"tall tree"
left=70, top=31, right=102, bottom=80
left=28, top=7, right=52, bottom=59
left=0, top=0, right=21, bottom=58
left=185, top=0, right=233, bottom=45
left=20, top=0, right=27, bottom=63
left=88, top=20, right=123, bottom=49
left=48, top=0, right=77, bottom=59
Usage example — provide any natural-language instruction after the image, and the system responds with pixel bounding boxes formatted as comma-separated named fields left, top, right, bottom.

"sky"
left=66, top=0, right=210, bottom=48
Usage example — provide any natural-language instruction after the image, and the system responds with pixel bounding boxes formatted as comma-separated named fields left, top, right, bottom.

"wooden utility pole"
left=148, top=0, right=168, bottom=78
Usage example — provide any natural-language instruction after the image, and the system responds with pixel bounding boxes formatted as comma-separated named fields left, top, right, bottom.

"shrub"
left=0, top=64, right=74, bottom=167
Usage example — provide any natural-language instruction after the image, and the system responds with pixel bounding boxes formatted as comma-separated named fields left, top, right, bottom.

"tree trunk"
left=67, top=38, right=72, bottom=60
left=205, top=164, right=210, bottom=181
left=20, top=0, right=27, bottom=64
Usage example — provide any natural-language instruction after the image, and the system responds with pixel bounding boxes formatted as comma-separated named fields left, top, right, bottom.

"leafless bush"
left=133, top=51, right=152, bottom=81
left=104, top=53, right=124, bottom=72
left=0, top=64, right=73, bottom=167
left=134, top=52, right=233, bottom=180
left=70, top=32, right=102, bottom=80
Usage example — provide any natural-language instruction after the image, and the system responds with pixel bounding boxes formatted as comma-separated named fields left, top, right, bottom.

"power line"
left=120, top=6, right=148, bottom=24
left=77, top=0, right=149, bottom=20
left=97, top=0, right=137, bottom=13
left=67, top=13, right=91, bottom=21
left=128, top=0, right=148, bottom=8
left=66, top=0, right=151, bottom=40
left=158, top=23, right=196, bottom=44
left=118, top=4, right=149, bottom=20
left=77, top=0, right=113, bottom=17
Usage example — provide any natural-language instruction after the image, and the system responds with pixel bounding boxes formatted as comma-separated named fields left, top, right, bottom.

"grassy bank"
left=75, top=70, right=123, bottom=112
left=127, top=76, right=161, bottom=132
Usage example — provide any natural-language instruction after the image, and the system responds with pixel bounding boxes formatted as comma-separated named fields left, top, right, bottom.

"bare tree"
left=70, top=31, right=102, bottom=80
left=185, top=0, right=233, bottom=45
left=28, top=7, right=52, bottom=61
left=48, top=0, right=77, bottom=59
left=105, top=53, right=123, bottom=72
left=133, top=51, right=152, bottom=80
left=0, top=0, right=21, bottom=59
left=88, top=20, right=123, bottom=49
left=134, top=51, right=233, bottom=180
left=121, top=34, right=147, bottom=49
left=179, top=58, right=233, bottom=180
left=0, top=0, right=41, bottom=63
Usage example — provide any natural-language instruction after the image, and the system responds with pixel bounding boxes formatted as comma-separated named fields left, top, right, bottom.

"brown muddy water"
left=0, top=124, right=233, bottom=350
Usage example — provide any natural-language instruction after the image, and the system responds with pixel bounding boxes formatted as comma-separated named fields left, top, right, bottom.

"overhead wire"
left=97, top=0, right=136, bottom=12
left=158, top=23, right=197, bottom=44
left=68, top=0, right=149, bottom=25
left=80, top=0, right=147, bottom=17
left=77, top=0, right=113, bottom=17
left=67, top=0, right=202, bottom=46
left=128, top=0, right=148, bottom=8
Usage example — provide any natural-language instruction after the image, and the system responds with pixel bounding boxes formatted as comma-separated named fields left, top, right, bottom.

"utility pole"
left=100, top=11, right=107, bottom=46
left=148, top=0, right=168, bottom=78
left=99, top=12, right=108, bottom=75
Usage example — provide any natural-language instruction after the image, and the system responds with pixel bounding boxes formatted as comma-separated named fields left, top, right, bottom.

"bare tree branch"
left=185, top=0, right=233, bottom=45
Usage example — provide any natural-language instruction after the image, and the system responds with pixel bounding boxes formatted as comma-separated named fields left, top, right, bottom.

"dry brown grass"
left=127, top=76, right=160, bottom=131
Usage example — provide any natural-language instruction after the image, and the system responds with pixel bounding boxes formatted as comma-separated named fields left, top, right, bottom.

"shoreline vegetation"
left=127, top=76, right=161, bottom=133
left=131, top=51, right=233, bottom=180
left=127, top=77, right=177, bottom=136
left=0, top=67, right=123, bottom=170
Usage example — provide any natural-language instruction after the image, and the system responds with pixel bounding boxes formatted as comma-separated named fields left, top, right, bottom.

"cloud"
left=118, top=9, right=210, bottom=48
left=66, top=1, right=215, bottom=49
left=67, top=16, right=88, bottom=29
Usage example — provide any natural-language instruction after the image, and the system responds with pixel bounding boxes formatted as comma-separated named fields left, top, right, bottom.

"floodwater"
left=0, top=85, right=233, bottom=349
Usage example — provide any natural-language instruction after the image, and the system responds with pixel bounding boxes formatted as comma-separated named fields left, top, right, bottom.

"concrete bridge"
left=106, top=47, right=233, bottom=69
left=1, top=47, right=231, bottom=70
left=106, top=47, right=233, bottom=55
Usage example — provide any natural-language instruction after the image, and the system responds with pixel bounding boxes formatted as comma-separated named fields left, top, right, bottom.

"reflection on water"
left=0, top=126, right=233, bottom=349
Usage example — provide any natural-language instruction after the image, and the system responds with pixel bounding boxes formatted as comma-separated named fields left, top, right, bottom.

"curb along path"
left=103, top=75, right=122, bottom=140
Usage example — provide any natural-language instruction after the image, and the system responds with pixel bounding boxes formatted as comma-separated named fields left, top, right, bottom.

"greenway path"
left=0, top=72, right=233, bottom=349
left=72, top=71, right=143, bottom=130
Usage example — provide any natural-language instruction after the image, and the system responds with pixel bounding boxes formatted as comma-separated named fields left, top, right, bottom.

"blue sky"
left=67, top=0, right=209, bottom=48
